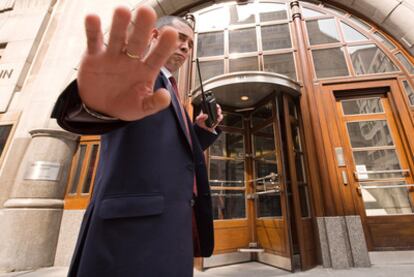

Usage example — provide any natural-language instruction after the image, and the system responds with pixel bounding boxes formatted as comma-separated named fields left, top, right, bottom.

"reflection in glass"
left=361, top=182, right=414, bottom=215
left=69, top=145, right=87, bottom=194
left=340, top=22, right=368, bottom=42
left=254, top=131, right=275, bottom=158
left=353, top=149, right=403, bottom=180
left=229, top=4, right=255, bottom=25
left=349, top=44, right=398, bottom=75
left=219, top=113, right=243, bottom=128
left=307, top=18, right=340, bottom=45
left=257, top=192, right=282, bottom=217
left=197, top=32, right=224, bottom=57
left=396, top=53, right=414, bottom=74
left=263, top=53, right=296, bottom=80
left=341, top=98, right=384, bottom=115
left=197, top=7, right=229, bottom=31
left=210, top=159, right=244, bottom=185
left=302, top=7, right=325, bottom=17
left=82, top=144, right=99, bottom=194
left=347, top=120, right=392, bottom=148
left=349, top=16, right=371, bottom=31
left=229, top=56, right=259, bottom=72
left=251, top=104, right=272, bottom=127
left=210, top=132, right=244, bottom=158
left=194, top=60, right=224, bottom=88
left=258, top=2, right=287, bottom=22
left=255, top=159, right=277, bottom=178
left=373, top=32, right=395, bottom=50
left=261, top=24, right=291, bottom=50
left=313, top=47, right=349, bottom=78
left=0, top=124, right=12, bottom=157
left=403, top=81, right=414, bottom=106
left=229, top=28, right=257, bottom=54
left=212, top=189, right=246, bottom=219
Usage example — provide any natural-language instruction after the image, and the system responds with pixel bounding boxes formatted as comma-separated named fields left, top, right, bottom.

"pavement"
left=1, top=262, right=414, bottom=277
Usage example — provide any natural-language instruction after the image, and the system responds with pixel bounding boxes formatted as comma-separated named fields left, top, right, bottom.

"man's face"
left=160, top=20, right=194, bottom=73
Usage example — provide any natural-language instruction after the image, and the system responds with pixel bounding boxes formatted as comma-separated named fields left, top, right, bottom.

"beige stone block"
left=0, top=84, right=17, bottom=112
left=353, top=0, right=401, bottom=23
left=0, top=40, right=34, bottom=64
left=157, top=0, right=195, bottom=15
left=0, top=12, right=46, bottom=42
left=0, top=62, right=24, bottom=87
left=54, top=210, right=85, bottom=266
left=0, top=208, right=63, bottom=272
left=382, top=3, right=414, bottom=39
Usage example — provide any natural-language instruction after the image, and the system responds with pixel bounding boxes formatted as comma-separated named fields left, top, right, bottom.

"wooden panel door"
left=336, top=93, right=414, bottom=250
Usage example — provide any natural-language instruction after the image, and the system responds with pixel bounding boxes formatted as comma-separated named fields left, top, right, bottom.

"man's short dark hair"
left=156, top=16, right=194, bottom=30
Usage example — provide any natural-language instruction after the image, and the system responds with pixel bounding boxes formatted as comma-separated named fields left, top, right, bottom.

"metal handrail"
left=209, top=172, right=279, bottom=185
left=354, top=169, right=410, bottom=174
left=255, top=189, right=281, bottom=195
left=359, top=184, right=414, bottom=189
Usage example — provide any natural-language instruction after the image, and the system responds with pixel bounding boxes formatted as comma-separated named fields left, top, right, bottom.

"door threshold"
left=369, top=250, right=414, bottom=265
left=238, top=248, right=265, bottom=253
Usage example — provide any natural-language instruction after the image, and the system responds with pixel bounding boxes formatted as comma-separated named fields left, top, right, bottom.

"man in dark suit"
left=52, top=5, right=222, bottom=277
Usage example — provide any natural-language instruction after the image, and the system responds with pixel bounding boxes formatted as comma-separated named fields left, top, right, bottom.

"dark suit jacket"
left=52, top=72, right=220, bottom=277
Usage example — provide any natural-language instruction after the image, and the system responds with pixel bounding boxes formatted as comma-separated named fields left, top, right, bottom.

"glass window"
left=307, top=18, right=340, bottom=45
left=229, top=28, right=257, bottom=54
left=197, top=32, right=224, bottom=57
left=324, top=5, right=347, bottom=16
left=396, top=53, right=414, bottom=74
left=210, top=132, right=244, bottom=158
left=360, top=182, right=414, bottom=216
left=402, top=80, right=414, bottom=106
left=373, top=31, right=395, bottom=50
left=251, top=104, right=273, bottom=127
left=257, top=192, right=282, bottom=217
left=341, top=98, right=384, bottom=115
left=312, top=47, right=349, bottom=78
left=349, top=15, right=371, bottom=31
left=212, top=189, right=246, bottom=219
left=219, top=113, right=243, bottom=128
left=258, top=2, right=287, bottom=22
left=229, top=56, right=259, bottom=72
left=229, top=4, right=255, bottom=25
left=194, top=60, right=224, bottom=88
left=68, top=145, right=87, bottom=194
left=261, top=24, right=291, bottom=50
left=346, top=120, right=393, bottom=148
left=349, top=44, right=398, bottom=75
left=81, top=144, right=99, bottom=194
left=197, top=7, right=229, bottom=31
left=0, top=124, right=12, bottom=157
left=302, top=7, right=325, bottom=18
left=340, top=22, right=368, bottom=42
left=254, top=133, right=275, bottom=158
left=263, top=53, right=296, bottom=80
left=209, top=159, right=245, bottom=185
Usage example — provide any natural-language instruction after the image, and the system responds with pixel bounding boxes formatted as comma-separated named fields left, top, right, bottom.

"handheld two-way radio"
left=195, top=58, right=218, bottom=128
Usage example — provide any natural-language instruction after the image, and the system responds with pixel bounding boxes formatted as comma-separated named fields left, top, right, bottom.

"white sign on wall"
left=24, top=161, right=62, bottom=181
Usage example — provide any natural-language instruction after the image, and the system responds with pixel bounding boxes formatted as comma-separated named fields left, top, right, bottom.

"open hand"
left=78, top=6, right=178, bottom=121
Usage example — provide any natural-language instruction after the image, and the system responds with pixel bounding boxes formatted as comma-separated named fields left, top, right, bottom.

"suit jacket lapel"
left=161, top=75, right=193, bottom=152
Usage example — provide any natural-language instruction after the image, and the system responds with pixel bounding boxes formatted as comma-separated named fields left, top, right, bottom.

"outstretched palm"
left=78, top=6, right=178, bottom=121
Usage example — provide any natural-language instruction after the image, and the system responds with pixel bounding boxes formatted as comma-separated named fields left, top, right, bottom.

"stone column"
left=0, top=129, right=78, bottom=272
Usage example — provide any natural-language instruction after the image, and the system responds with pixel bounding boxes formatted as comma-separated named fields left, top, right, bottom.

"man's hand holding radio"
left=195, top=104, right=223, bottom=133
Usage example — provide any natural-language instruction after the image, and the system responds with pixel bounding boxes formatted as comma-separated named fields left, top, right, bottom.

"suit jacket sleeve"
left=193, top=124, right=221, bottom=151
left=51, top=80, right=128, bottom=135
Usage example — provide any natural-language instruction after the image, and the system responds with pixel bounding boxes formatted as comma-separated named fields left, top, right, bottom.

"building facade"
left=0, top=0, right=413, bottom=273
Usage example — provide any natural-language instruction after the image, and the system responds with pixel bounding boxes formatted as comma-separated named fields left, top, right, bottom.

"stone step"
left=369, top=251, right=414, bottom=265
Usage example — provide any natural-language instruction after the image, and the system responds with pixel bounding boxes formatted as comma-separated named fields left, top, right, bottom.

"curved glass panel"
left=194, top=60, right=224, bottom=88
left=341, top=22, right=368, bottom=42
left=302, top=7, right=325, bottom=18
left=229, top=56, right=259, bottom=72
left=373, top=31, right=395, bottom=50
left=307, top=18, right=340, bottom=45
left=197, top=7, right=229, bottom=31
left=396, top=53, right=414, bottom=74
left=229, top=28, right=257, bottom=54
left=257, top=2, right=287, bottom=22
left=349, top=15, right=371, bottom=31
left=403, top=80, right=414, bottom=106
left=312, top=47, right=349, bottom=78
left=263, top=53, right=296, bottom=80
left=212, top=189, right=246, bottom=219
left=210, top=159, right=245, bottom=184
left=210, top=132, right=244, bottom=158
left=229, top=4, right=255, bottom=25
left=197, top=32, right=224, bottom=57
left=261, top=24, right=291, bottom=50
left=349, top=44, right=398, bottom=75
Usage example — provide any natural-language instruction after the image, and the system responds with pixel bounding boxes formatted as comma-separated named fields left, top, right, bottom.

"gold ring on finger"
left=123, top=49, right=141, bottom=60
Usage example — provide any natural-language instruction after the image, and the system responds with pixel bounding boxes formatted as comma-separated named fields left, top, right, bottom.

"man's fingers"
left=144, top=26, right=178, bottom=72
left=85, top=15, right=104, bottom=55
left=107, top=7, right=131, bottom=56
left=142, top=88, right=171, bottom=114
left=126, top=6, right=156, bottom=58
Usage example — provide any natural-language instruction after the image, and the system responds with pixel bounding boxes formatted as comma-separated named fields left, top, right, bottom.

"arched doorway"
left=192, top=72, right=317, bottom=271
